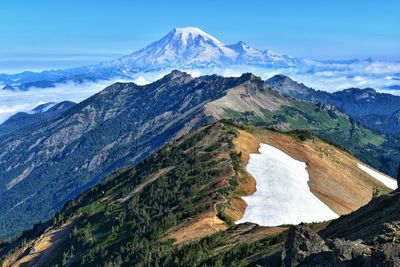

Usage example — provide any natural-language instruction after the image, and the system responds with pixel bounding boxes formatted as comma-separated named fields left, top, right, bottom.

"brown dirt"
left=165, top=211, right=228, bottom=245
left=223, top=197, right=248, bottom=221
left=233, top=128, right=390, bottom=216
left=4, top=219, right=76, bottom=267
left=204, top=85, right=290, bottom=120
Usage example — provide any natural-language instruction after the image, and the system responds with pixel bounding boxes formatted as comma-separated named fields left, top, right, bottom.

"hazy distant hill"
left=266, top=74, right=400, bottom=134
left=0, top=101, right=75, bottom=136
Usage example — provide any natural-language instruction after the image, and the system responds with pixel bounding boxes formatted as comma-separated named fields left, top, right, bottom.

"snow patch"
left=357, top=163, right=397, bottom=190
left=237, top=143, right=338, bottom=226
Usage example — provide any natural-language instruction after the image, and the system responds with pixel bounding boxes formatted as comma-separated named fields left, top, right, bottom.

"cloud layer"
left=0, top=79, right=125, bottom=123
left=1, top=60, right=400, bottom=123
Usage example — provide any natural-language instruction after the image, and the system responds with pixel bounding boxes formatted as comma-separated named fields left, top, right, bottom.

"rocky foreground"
left=282, top=190, right=400, bottom=266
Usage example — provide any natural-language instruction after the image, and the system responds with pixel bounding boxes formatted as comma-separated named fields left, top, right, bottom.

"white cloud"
left=1, top=60, right=400, bottom=124
left=0, top=79, right=126, bottom=123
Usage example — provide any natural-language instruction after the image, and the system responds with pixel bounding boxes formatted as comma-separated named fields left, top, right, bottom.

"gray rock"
left=330, top=238, right=371, bottom=266
left=282, top=225, right=331, bottom=267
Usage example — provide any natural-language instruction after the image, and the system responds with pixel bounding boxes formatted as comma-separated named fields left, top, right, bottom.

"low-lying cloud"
left=0, top=79, right=127, bottom=123
left=1, top=60, right=400, bottom=123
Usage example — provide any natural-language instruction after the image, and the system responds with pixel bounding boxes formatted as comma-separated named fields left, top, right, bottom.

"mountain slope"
left=0, top=71, right=254, bottom=238
left=266, top=74, right=400, bottom=133
left=0, top=122, right=257, bottom=266
left=0, top=101, right=75, bottom=136
left=358, top=110, right=400, bottom=134
left=204, top=76, right=400, bottom=176
left=0, top=122, right=392, bottom=267
left=233, top=128, right=392, bottom=216
left=1, top=71, right=397, bottom=239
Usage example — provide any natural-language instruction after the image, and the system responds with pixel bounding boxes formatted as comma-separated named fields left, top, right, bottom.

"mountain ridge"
left=265, top=74, right=400, bottom=133
left=0, top=70, right=398, bottom=239
left=0, top=121, right=395, bottom=266
left=0, top=101, right=76, bottom=136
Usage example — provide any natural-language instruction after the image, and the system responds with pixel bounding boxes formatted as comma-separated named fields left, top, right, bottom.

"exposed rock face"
left=282, top=225, right=330, bottom=267
left=282, top=225, right=400, bottom=266
left=329, top=239, right=371, bottom=266
left=282, top=191, right=400, bottom=266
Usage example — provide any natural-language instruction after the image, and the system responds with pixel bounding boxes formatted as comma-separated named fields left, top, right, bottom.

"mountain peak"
left=239, top=72, right=262, bottom=82
left=267, top=74, right=295, bottom=83
left=31, top=102, right=57, bottom=113
left=231, top=41, right=249, bottom=48
left=107, top=27, right=296, bottom=70
left=340, top=87, right=377, bottom=95
left=266, top=74, right=315, bottom=97
left=172, top=27, right=211, bottom=36
left=162, top=70, right=193, bottom=81
left=167, top=26, right=224, bottom=46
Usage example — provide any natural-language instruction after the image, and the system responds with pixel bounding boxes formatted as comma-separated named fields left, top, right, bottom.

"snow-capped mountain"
left=102, top=27, right=296, bottom=71
left=105, top=27, right=238, bottom=70
left=1, top=27, right=299, bottom=86
left=0, top=26, right=399, bottom=92
left=226, top=41, right=299, bottom=67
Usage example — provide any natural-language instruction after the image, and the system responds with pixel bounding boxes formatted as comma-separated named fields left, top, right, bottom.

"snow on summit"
left=108, top=27, right=238, bottom=69
left=172, top=27, right=224, bottom=47
left=105, top=26, right=297, bottom=71
left=237, top=143, right=338, bottom=226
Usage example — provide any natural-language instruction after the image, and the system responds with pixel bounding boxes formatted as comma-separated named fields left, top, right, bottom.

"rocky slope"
left=0, top=122, right=393, bottom=266
left=0, top=70, right=397, bottom=239
left=282, top=190, right=400, bottom=266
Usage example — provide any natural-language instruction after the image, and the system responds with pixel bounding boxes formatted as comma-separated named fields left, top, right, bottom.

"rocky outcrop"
left=282, top=225, right=400, bottom=266
left=282, top=191, right=400, bottom=266
left=281, top=225, right=331, bottom=267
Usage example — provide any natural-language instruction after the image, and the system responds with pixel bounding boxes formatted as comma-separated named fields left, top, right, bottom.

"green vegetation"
left=0, top=122, right=284, bottom=266
left=169, top=227, right=287, bottom=266
left=221, top=100, right=400, bottom=177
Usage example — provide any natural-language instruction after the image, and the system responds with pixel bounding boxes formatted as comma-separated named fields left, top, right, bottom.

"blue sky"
left=0, top=0, right=399, bottom=73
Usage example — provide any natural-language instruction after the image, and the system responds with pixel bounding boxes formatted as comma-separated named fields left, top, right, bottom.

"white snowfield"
left=357, top=163, right=397, bottom=190
left=237, top=143, right=338, bottom=226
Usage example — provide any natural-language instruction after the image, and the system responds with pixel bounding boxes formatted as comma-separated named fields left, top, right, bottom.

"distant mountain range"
left=0, top=101, right=75, bottom=136
left=1, top=70, right=399, bottom=238
left=265, top=75, right=400, bottom=133
left=0, top=27, right=399, bottom=92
